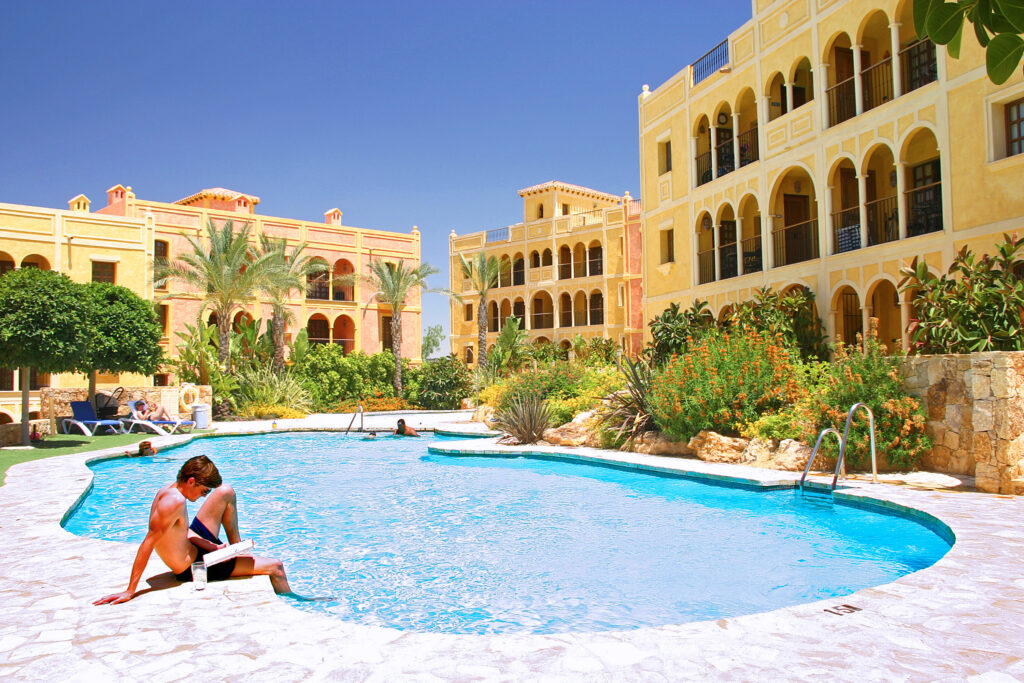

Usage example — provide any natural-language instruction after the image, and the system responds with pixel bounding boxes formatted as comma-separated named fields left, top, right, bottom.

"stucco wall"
left=902, top=352, right=1024, bottom=494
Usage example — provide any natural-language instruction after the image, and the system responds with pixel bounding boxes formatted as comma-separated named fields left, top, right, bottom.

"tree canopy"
left=0, top=268, right=91, bottom=373
left=82, top=282, right=164, bottom=377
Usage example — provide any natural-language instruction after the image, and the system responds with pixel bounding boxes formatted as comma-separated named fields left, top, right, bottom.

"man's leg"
left=230, top=555, right=291, bottom=594
left=194, top=484, right=242, bottom=545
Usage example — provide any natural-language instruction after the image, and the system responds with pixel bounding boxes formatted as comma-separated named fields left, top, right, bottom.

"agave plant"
left=233, top=363, right=312, bottom=414
left=493, top=392, right=551, bottom=445
left=599, top=355, right=656, bottom=447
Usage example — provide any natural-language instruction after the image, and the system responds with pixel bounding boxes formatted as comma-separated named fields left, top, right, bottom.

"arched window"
left=587, top=242, right=603, bottom=276
left=589, top=291, right=604, bottom=326
left=542, top=249, right=553, bottom=266
left=489, top=301, right=500, bottom=332
left=512, top=255, right=525, bottom=285
left=465, top=346, right=474, bottom=364
left=530, top=251, right=540, bottom=268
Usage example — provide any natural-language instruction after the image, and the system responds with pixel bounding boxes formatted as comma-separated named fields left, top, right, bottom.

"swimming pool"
left=65, top=432, right=951, bottom=634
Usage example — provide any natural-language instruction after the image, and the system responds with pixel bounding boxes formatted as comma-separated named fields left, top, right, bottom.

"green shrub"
left=496, top=362, right=622, bottom=426
left=805, top=333, right=930, bottom=471
left=296, top=347, right=400, bottom=411
left=417, top=355, right=473, bottom=409
left=900, top=234, right=1024, bottom=353
left=599, top=356, right=658, bottom=446
left=493, top=393, right=551, bottom=444
left=233, top=363, right=311, bottom=415
left=649, top=329, right=800, bottom=442
left=646, top=301, right=716, bottom=365
left=530, top=341, right=568, bottom=364
left=546, top=365, right=624, bottom=426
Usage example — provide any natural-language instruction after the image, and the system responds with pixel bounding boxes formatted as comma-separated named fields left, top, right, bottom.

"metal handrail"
left=345, top=404, right=364, bottom=434
left=838, top=402, right=878, bottom=485
left=799, top=427, right=843, bottom=490
left=799, top=402, right=879, bottom=492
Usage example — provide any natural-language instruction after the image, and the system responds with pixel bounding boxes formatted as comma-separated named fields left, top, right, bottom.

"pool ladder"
left=799, top=403, right=879, bottom=493
left=345, top=404, right=364, bottom=434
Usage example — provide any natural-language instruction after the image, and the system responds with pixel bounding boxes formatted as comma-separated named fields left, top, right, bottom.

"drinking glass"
left=192, top=561, right=207, bottom=590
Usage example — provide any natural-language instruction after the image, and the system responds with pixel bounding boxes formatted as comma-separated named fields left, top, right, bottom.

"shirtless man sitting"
left=94, top=455, right=290, bottom=604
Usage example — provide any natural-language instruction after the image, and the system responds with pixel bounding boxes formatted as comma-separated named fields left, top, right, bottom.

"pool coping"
left=2, top=419, right=1023, bottom=680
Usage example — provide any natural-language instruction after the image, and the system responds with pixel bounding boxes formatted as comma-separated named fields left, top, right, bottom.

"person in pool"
left=94, top=455, right=290, bottom=604
left=363, top=431, right=377, bottom=440
left=393, top=419, right=419, bottom=437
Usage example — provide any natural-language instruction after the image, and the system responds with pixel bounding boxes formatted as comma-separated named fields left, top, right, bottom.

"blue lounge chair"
left=123, top=400, right=195, bottom=436
left=63, top=400, right=125, bottom=436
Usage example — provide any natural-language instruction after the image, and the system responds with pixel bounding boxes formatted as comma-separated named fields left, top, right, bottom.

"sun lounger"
left=63, top=401, right=125, bottom=436
left=122, top=400, right=196, bottom=436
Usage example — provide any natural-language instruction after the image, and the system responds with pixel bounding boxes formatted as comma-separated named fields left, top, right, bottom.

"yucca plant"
left=233, top=363, right=312, bottom=415
left=493, top=392, right=551, bottom=445
left=599, top=355, right=656, bottom=447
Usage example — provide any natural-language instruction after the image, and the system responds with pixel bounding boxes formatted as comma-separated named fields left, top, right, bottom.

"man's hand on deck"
left=94, top=590, right=135, bottom=605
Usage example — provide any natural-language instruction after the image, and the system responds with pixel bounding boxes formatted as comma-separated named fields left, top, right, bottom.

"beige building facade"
left=449, top=181, right=643, bottom=361
left=0, top=187, right=421, bottom=424
left=639, top=0, right=1024, bottom=350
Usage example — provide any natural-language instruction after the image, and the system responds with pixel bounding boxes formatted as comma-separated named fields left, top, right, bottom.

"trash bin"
left=192, top=403, right=211, bottom=430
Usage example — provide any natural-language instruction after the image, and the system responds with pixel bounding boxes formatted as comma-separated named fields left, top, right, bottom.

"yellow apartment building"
left=449, top=181, right=643, bottom=361
left=0, top=186, right=421, bottom=425
left=638, top=0, right=1024, bottom=350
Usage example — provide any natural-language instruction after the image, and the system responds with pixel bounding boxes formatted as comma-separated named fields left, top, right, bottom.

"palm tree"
left=158, top=219, right=276, bottom=370
left=339, top=259, right=440, bottom=395
left=458, top=252, right=507, bottom=374
left=257, top=235, right=327, bottom=374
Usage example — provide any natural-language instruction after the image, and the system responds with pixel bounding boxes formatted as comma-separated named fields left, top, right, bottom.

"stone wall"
left=902, top=352, right=1024, bottom=494
left=39, top=385, right=213, bottom=426
left=0, top=419, right=52, bottom=447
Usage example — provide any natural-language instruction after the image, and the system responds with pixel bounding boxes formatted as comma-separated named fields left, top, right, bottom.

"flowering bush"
left=493, top=361, right=623, bottom=426
left=803, top=332, right=930, bottom=471
left=338, top=393, right=412, bottom=413
left=649, top=329, right=801, bottom=442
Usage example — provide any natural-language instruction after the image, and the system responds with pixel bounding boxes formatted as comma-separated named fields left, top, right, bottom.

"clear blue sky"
left=0, top=0, right=752, bottom=342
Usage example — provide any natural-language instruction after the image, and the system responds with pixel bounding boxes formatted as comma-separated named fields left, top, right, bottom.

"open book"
left=203, top=539, right=254, bottom=567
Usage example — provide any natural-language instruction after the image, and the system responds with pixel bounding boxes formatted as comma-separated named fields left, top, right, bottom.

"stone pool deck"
left=2, top=413, right=1023, bottom=681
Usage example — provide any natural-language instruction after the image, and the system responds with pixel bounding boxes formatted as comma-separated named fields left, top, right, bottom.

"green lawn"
left=0, top=432, right=154, bottom=478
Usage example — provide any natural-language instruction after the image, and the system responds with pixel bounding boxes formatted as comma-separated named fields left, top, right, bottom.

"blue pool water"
left=65, top=433, right=950, bottom=634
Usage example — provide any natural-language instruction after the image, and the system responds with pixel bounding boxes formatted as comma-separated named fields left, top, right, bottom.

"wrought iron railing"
left=589, top=304, right=604, bottom=326
left=716, top=137, right=735, bottom=177
left=559, top=309, right=573, bottom=328
left=692, top=39, right=729, bottom=85
left=532, top=311, right=554, bottom=329
left=698, top=249, right=715, bottom=284
left=558, top=261, right=572, bottom=280
left=719, top=243, right=738, bottom=279
left=906, top=182, right=943, bottom=236
left=486, top=227, right=510, bottom=243
left=741, top=235, right=762, bottom=273
left=827, top=77, right=856, bottom=127
left=773, top=218, right=819, bottom=267
left=865, top=195, right=899, bottom=246
left=588, top=256, right=603, bottom=276
left=901, top=39, right=938, bottom=93
left=862, top=58, right=894, bottom=112
left=569, top=208, right=603, bottom=229
left=695, top=150, right=712, bottom=186
left=738, top=126, right=758, bottom=167
left=306, top=278, right=329, bottom=300
left=832, top=207, right=861, bottom=253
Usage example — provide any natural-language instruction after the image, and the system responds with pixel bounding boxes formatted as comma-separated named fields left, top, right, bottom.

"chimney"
left=324, top=208, right=343, bottom=225
left=106, top=184, right=128, bottom=206
left=68, top=194, right=91, bottom=213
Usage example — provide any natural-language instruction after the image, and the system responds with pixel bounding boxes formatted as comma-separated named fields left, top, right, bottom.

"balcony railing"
left=569, top=208, right=603, bottom=229
left=901, top=39, right=938, bottom=93
left=558, top=262, right=572, bottom=280
left=719, top=243, right=738, bottom=279
left=625, top=199, right=642, bottom=217
left=866, top=195, right=899, bottom=246
left=573, top=306, right=587, bottom=326
left=486, top=227, right=510, bottom=243
left=906, top=182, right=943, bottom=236
left=862, top=58, right=894, bottom=112
left=532, top=311, right=554, bottom=329
left=589, top=305, right=604, bottom=326
left=716, top=137, right=735, bottom=177
left=692, top=39, right=729, bottom=85
left=306, top=279, right=329, bottom=300
left=559, top=309, right=573, bottom=327
left=588, top=257, right=603, bottom=276
left=698, top=249, right=715, bottom=284
left=738, top=126, right=758, bottom=167
left=695, top=150, right=712, bottom=186
left=773, top=218, right=819, bottom=267
left=832, top=207, right=861, bottom=253
left=827, top=77, right=856, bottom=127
left=741, top=235, right=762, bottom=273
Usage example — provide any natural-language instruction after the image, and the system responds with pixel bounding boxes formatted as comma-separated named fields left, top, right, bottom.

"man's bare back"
left=94, top=455, right=290, bottom=605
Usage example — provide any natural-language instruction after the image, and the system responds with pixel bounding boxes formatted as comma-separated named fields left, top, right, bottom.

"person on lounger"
left=94, top=455, right=290, bottom=604
left=138, top=400, right=172, bottom=421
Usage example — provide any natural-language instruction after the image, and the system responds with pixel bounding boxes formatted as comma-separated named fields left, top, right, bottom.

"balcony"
left=773, top=218, right=819, bottom=267
left=865, top=195, right=899, bottom=246
left=907, top=182, right=943, bottom=236
left=741, top=235, right=762, bottom=273
left=568, top=208, right=603, bottom=229
left=862, top=58, right=894, bottom=112
left=486, top=227, right=510, bottom=243
left=900, top=39, right=938, bottom=93
left=698, top=249, right=715, bottom=285
left=692, top=39, right=729, bottom=86
left=827, top=77, right=856, bottom=127
left=737, top=126, right=758, bottom=167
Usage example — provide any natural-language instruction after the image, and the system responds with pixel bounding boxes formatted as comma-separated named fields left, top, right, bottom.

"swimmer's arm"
left=94, top=497, right=178, bottom=605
